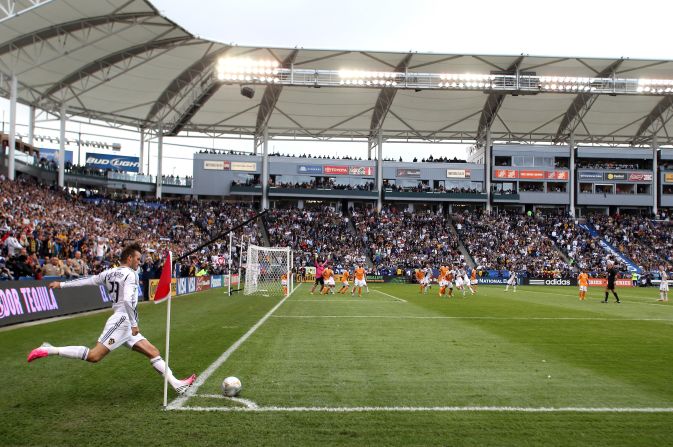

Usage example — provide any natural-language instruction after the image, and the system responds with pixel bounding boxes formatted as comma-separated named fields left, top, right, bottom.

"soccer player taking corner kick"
left=27, top=242, right=196, bottom=395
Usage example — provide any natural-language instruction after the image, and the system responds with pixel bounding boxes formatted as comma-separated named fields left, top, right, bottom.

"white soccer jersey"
left=661, top=271, right=669, bottom=292
left=61, top=266, right=140, bottom=327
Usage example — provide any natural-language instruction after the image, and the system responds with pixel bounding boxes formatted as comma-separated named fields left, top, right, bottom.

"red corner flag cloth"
left=154, top=251, right=172, bottom=303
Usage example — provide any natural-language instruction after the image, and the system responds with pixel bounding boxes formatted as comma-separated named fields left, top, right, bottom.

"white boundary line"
left=166, top=284, right=301, bottom=411
left=197, top=394, right=259, bottom=409
left=373, top=289, right=407, bottom=303
left=173, top=405, right=673, bottom=413
left=271, top=315, right=673, bottom=322
left=291, top=299, right=402, bottom=303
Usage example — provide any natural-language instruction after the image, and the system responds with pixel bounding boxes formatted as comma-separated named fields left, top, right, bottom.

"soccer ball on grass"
left=221, top=376, right=242, bottom=397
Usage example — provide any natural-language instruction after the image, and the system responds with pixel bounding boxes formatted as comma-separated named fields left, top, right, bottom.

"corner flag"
left=154, top=251, right=172, bottom=303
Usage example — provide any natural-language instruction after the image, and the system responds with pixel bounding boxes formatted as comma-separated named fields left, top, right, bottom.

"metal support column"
left=485, top=130, right=492, bottom=212
left=253, top=135, right=258, bottom=155
left=156, top=129, right=163, bottom=199
left=28, top=106, right=35, bottom=148
left=8, top=74, right=17, bottom=180
left=139, top=128, right=145, bottom=175
left=262, top=128, right=269, bottom=210
left=58, top=104, right=66, bottom=188
left=569, top=134, right=576, bottom=217
left=653, top=133, right=659, bottom=217
left=377, top=133, right=383, bottom=212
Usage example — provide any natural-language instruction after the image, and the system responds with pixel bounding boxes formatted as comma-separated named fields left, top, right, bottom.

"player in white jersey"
left=454, top=266, right=464, bottom=293
left=27, top=243, right=196, bottom=394
left=504, top=269, right=518, bottom=292
left=422, top=266, right=433, bottom=294
left=461, top=266, right=475, bottom=296
left=658, top=265, right=669, bottom=302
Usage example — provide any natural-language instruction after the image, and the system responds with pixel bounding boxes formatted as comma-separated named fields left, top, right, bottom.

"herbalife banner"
left=86, top=152, right=140, bottom=172
left=0, top=280, right=112, bottom=327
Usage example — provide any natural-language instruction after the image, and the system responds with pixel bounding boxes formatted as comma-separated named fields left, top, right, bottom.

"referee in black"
left=602, top=260, right=621, bottom=304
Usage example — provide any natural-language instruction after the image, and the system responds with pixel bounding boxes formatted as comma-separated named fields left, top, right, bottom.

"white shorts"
left=439, top=280, right=448, bottom=287
left=420, top=277, right=430, bottom=285
left=325, top=277, right=335, bottom=286
left=281, top=279, right=288, bottom=286
left=660, top=282, right=669, bottom=292
left=355, top=278, right=366, bottom=287
left=579, top=285, right=587, bottom=292
left=463, top=277, right=471, bottom=286
left=471, top=278, right=477, bottom=285
left=342, top=280, right=349, bottom=286
left=98, top=313, right=145, bottom=351
left=455, top=278, right=464, bottom=287
left=507, top=277, right=516, bottom=285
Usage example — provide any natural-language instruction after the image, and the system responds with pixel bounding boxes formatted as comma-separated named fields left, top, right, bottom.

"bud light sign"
left=86, top=152, right=140, bottom=172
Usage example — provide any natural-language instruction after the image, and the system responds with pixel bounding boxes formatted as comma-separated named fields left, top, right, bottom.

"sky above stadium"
left=3, top=0, right=673, bottom=177
left=153, top=0, right=673, bottom=60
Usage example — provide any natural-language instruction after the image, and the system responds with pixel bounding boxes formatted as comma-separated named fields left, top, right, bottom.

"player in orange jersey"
left=352, top=265, right=366, bottom=296
left=578, top=270, right=589, bottom=300
left=470, top=268, right=478, bottom=293
left=281, top=273, right=288, bottom=296
left=438, top=267, right=449, bottom=297
left=338, top=269, right=350, bottom=294
left=445, top=269, right=454, bottom=297
left=415, top=268, right=426, bottom=294
left=321, top=267, right=335, bottom=295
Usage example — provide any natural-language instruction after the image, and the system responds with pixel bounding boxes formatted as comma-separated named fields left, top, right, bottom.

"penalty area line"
left=373, top=289, right=407, bottom=303
left=172, top=405, right=673, bottom=413
left=166, top=283, right=302, bottom=411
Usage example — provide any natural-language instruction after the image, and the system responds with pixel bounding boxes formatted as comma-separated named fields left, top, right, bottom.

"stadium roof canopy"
left=3, top=0, right=673, bottom=147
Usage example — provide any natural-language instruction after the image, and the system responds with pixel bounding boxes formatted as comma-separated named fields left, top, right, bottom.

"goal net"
left=244, top=245, right=293, bottom=296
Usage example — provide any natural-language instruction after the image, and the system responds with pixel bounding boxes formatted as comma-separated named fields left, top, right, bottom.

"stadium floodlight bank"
left=244, top=245, right=293, bottom=297
left=216, top=58, right=673, bottom=97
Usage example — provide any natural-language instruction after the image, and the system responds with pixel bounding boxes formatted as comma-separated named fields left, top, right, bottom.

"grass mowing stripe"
left=175, top=405, right=673, bottom=413
left=166, top=283, right=302, bottom=410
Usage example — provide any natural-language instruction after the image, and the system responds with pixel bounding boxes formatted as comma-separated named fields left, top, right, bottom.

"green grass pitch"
left=2, top=283, right=673, bottom=446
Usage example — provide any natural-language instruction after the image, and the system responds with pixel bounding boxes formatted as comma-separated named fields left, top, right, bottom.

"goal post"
left=244, top=245, right=293, bottom=296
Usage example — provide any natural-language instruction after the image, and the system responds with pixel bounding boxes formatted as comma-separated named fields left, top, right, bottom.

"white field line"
left=271, top=315, right=673, bottom=322
left=291, top=299, right=402, bottom=303
left=197, top=394, right=259, bottom=409
left=373, top=289, right=407, bottom=302
left=173, top=405, right=673, bottom=413
left=166, top=284, right=301, bottom=411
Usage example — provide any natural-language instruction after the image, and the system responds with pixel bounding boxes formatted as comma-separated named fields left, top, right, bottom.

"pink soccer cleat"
left=175, top=374, right=197, bottom=395
left=27, top=348, right=49, bottom=363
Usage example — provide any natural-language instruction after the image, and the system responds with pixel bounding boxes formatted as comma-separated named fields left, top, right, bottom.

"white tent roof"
left=2, top=0, right=673, bottom=145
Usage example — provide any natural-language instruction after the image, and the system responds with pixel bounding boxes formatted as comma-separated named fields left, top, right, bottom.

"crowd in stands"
left=385, top=183, right=481, bottom=194
left=588, top=214, right=673, bottom=270
left=270, top=179, right=375, bottom=191
left=453, top=210, right=572, bottom=278
left=576, top=161, right=643, bottom=170
left=352, top=207, right=464, bottom=273
left=263, top=206, right=367, bottom=269
left=35, top=158, right=192, bottom=185
left=0, top=175, right=261, bottom=293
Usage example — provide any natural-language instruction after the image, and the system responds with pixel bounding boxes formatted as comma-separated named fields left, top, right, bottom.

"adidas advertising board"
left=526, top=278, right=577, bottom=286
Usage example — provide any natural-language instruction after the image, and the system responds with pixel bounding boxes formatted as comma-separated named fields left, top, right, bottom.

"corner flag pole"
left=163, top=280, right=172, bottom=407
